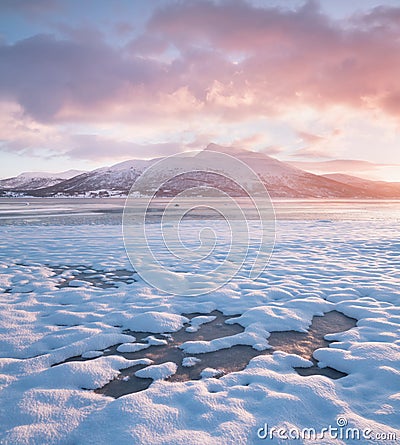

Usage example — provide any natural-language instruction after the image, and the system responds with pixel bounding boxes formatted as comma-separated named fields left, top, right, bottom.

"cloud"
left=259, top=145, right=285, bottom=156
left=288, top=159, right=397, bottom=174
left=114, top=22, right=136, bottom=37
left=292, top=130, right=328, bottom=158
left=0, top=0, right=399, bottom=125
left=297, top=131, right=326, bottom=145
left=0, top=33, right=169, bottom=122
left=1, top=0, right=400, bottom=176
left=145, top=0, right=400, bottom=118
left=65, top=135, right=182, bottom=161
left=0, top=0, right=59, bottom=17
left=354, top=5, right=400, bottom=29
left=288, top=158, right=400, bottom=181
left=231, top=133, right=267, bottom=148
left=0, top=101, right=185, bottom=162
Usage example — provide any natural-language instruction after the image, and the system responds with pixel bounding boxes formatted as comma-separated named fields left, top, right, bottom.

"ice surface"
left=85, top=309, right=354, bottom=397
left=0, top=214, right=399, bottom=444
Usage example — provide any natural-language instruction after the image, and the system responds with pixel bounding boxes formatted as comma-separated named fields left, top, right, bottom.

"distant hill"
left=1, top=146, right=399, bottom=198
left=323, top=173, right=400, bottom=199
left=0, top=169, right=86, bottom=191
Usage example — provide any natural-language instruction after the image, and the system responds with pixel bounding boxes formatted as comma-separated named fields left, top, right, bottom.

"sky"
left=0, top=0, right=400, bottom=181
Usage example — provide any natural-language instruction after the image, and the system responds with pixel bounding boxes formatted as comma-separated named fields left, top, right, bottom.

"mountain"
left=201, top=144, right=370, bottom=198
left=20, top=159, right=157, bottom=197
left=323, top=173, right=400, bottom=199
left=1, top=145, right=399, bottom=198
left=0, top=170, right=86, bottom=191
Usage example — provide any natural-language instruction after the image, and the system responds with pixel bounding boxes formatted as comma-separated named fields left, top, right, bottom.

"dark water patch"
left=58, top=310, right=356, bottom=398
left=47, top=264, right=136, bottom=289
left=266, top=310, right=355, bottom=379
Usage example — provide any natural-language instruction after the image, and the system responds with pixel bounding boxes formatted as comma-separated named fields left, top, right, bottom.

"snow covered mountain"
left=1, top=145, right=399, bottom=198
left=323, top=173, right=400, bottom=199
left=200, top=144, right=368, bottom=198
left=23, top=159, right=158, bottom=197
left=0, top=169, right=86, bottom=191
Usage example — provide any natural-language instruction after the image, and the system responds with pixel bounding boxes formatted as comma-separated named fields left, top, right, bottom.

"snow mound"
left=143, top=336, right=168, bottom=346
left=124, top=312, right=189, bottom=333
left=116, top=343, right=149, bottom=353
left=68, top=279, right=92, bottom=287
left=82, top=350, right=103, bottom=359
left=42, top=356, right=153, bottom=390
left=182, top=357, right=201, bottom=367
left=200, top=367, right=224, bottom=378
left=186, top=315, right=216, bottom=332
left=135, top=362, right=178, bottom=380
left=180, top=323, right=270, bottom=353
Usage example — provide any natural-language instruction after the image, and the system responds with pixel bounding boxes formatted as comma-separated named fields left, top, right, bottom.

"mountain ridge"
left=1, top=145, right=399, bottom=198
left=0, top=169, right=86, bottom=191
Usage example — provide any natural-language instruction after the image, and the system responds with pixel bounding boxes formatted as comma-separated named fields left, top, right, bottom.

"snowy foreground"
left=0, top=219, right=400, bottom=444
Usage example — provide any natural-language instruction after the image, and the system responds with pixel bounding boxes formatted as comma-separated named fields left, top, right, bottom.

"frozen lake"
left=0, top=198, right=399, bottom=444
left=1, top=197, right=400, bottom=224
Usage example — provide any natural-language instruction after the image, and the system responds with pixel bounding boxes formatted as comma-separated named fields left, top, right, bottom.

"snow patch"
left=135, top=362, right=178, bottom=380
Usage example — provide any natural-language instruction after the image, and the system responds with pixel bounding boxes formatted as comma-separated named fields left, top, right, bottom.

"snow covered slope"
left=22, top=159, right=159, bottom=197
left=202, top=144, right=371, bottom=198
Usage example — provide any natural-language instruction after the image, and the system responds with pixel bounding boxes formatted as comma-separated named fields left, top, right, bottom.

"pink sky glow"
left=0, top=0, right=399, bottom=181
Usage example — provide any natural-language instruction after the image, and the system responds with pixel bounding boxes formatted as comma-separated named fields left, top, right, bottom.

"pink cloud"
left=288, top=159, right=397, bottom=175
left=148, top=1, right=400, bottom=119
left=0, top=0, right=400, bottom=132
left=297, top=131, right=326, bottom=145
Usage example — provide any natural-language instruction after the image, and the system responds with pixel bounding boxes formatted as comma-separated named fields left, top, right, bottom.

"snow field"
left=0, top=219, right=399, bottom=444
